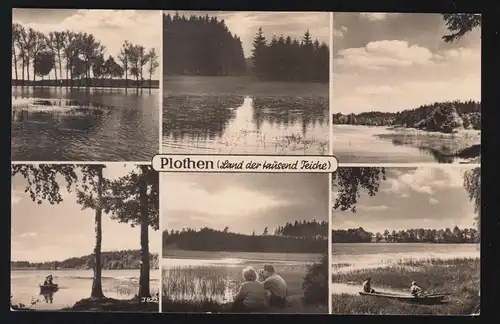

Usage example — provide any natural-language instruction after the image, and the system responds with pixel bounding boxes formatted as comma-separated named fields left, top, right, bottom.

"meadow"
left=162, top=253, right=327, bottom=313
left=331, top=258, right=480, bottom=315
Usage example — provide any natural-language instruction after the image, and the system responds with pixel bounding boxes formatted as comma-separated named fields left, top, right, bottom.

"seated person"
left=362, top=277, right=376, bottom=293
left=410, top=281, right=423, bottom=297
left=43, top=275, right=53, bottom=285
left=232, top=266, right=268, bottom=313
left=261, top=264, right=287, bottom=309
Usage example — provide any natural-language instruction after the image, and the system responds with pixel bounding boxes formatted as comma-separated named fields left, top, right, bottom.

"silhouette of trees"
left=11, top=250, right=159, bottom=270
left=163, top=12, right=246, bottom=76
left=250, top=28, right=329, bottom=82
left=162, top=220, right=328, bottom=253
left=11, top=22, right=159, bottom=90
left=333, top=100, right=481, bottom=131
left=332, top=226, right=479, bottom=243
left=442, top=14, right=481, bottom=43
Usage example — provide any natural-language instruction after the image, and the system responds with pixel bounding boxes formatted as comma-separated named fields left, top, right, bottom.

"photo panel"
left=162, top=11, right=330, bottom=155
left=332, top=13, right=481, bottom=164
left=11, top=163, right=160, bottom=312
left=160, top=173, right=329, bottom=313
left=11, top=9, right=162, bottom=162
left=330, top=166, right=481, bottom=315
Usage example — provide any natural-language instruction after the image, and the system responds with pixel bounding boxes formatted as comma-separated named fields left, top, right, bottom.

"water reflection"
left=162, top=95, right=329, bottom=154
left=11, top=86, right=159, bottom=161
left=41, top=291, right=56, bottom=304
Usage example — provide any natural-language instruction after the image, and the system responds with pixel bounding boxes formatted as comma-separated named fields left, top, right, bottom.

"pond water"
left=162, top=95, right=329, bottom=155
left=331, top=243, right=480, bottom=295
left=333, top=125, right=480, bottom=164
left=11, top=86, right=159, bottom=161
left=11, top=269, right=159, bottom=310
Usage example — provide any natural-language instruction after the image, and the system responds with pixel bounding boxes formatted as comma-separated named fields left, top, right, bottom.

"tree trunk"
left=58, top=52, right=62, bottom=87
left=21, top=61, right=25, bottom=86
left=26, top=62, right=30, bottom=85
left=138, top=166, right=150, bottom=298
left=124, top=68, right=128, bottom=90
left=149, top=72, right=152, bottom=94
left=91, top=166, right=105, bottom=299
left=12, top=44, right=18, bottom=83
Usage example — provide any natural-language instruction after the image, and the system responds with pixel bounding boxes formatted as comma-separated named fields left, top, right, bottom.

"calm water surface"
left=162, top=95, right=328, bottom=155
left=333, top=125, right=480, bottom=164
left=11, top=269, right=159, bottom=310
left=331, top=243, right=480, bottom=295
left=12, top=86, right=159, bottom=161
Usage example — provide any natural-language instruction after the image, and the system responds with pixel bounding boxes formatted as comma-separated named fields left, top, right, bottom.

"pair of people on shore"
left=362, top=277, right=423, bottom=297
left=232, top=264, right=287, bottom=312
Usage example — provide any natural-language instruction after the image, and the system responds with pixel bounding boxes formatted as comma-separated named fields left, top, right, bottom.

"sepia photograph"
left=11, top=164, right=160, bottom=312
left=161, top=173, right=329, bottom=313
left=332, top=13, right=481, bottom=164
left=12, top=9, right=161, bottom=162
left=162, top=11, right=330, bottom=155
left=330, top=167, right=480, bottom=315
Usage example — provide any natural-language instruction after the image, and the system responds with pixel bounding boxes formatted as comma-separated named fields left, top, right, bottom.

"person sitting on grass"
left=232, top=266, right=268, bottom=313
left=362, top=277, right=375, bottom=293
left=410, top=281, right=424, bottom=297
left=261, top=264, right=288, bottom=309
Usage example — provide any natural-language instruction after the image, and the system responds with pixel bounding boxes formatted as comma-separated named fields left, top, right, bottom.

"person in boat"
left=362, top=277, right=376, bottom=293
left=231, top=266, right=268, bottom=312
left=43, top=275, right=54, bottom=285
left=410, top=281, right=424, bottom=297
left=260, top=264, right=288, bottom=309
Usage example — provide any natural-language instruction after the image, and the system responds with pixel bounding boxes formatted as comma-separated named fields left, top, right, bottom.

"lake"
left=162, top=251, right=322, bottom=304
left=11, top=269, right=159, bottom=310
left=331, top=243, right=480, bottom=295
left=333, top=125, right=481, bottom=164
left=162, top=95, right=329, bottom=155
left=11, top=86, right=159, bottom=161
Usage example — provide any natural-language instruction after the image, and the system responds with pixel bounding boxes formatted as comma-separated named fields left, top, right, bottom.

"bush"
left=423, top=104, right=464, bottom=133
left=301, top=253, right=328, bottom=305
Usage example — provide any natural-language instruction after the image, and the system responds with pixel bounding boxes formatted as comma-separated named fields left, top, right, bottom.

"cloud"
left=359, top=13, right=400, bottom=21
left=429, top=198, right=440, bottom=204
left=398, top=193, right=410, bottom=198
left=382, top=168, right=465, bottom=196
left=19, top=232, right=38, bottom=238
left=356, top=205, right=390, bottom=212
left=11, top=189, right=24, bottom=205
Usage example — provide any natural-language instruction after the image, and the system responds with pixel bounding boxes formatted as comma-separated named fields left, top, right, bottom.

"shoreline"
left=331, top=257, right=479, bottom=315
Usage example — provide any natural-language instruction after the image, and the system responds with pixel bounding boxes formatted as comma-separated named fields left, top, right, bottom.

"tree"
left=137, top=45, right=149, bottom=91
left=28, top=28, right=47, bottom=83
left=263, top=227, right=268, bottom=235
left=463, top=168, right=481, bottom=241
left=118, top=41, right=131, bottom=89
left=34, top=51, right=55, bottom=82
left=104, top=165, right=159, bottom=298
left=92, top=54, right=106, bottom=87
left=62, top=30, right=78, bottom=87
left=442, top=14, right=481, bottom=43
left=12, top=23, right=23, bottom=82
left=332, top=168, right=386, bottom=213
left=75, top=165, right=107, bottom=299
left=14, top=24, right=28, bottom=86
left=147, top=48, right=159, bottom=92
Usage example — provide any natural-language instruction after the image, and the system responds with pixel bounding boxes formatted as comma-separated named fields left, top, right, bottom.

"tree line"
left=333, top=100, right=481, bottom=132
left=12, top=165, right=158, bottom=300
left=12, top=23, right=159, bottom=90
left=251, top=28, right=329, bottom=82
left=163, top=13, right=246, bottom=76
left=11, top=250, right=159, bottom=270
left=332, top=226, right=479, bottom=244
left=163, top=223, right=328, bottom=254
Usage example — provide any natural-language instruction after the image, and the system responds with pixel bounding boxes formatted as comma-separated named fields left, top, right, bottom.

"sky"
left=332, top=167, right=478, bottom=234
left=164, top=11, right=330, bottom=58
left=11, top=164, right=160, bottom=262
left=162, top=173, right=329, bottom=235
left=332, top=13, right=481, bottom=114
left=12, top=9, right=162, bottom=80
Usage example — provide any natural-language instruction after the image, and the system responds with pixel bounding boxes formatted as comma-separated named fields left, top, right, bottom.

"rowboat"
left=358, top=291, right=447, bottom=305
left=39, top=284, right=59, bottom=292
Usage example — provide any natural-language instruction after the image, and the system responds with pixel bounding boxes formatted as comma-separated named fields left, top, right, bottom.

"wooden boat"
left=358, top=291, right=447, bottom=305
left=39, top=284, right=59, bottom=292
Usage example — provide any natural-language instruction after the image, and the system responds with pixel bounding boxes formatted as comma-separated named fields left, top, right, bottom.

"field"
left=331, top=258, right=480, bottom=315
left=162, top=258, right=327, bottom=313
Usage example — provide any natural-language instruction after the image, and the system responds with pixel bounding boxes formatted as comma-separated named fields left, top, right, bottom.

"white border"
left=158, top=9, right=164, bottom=313
left=328, top=11, right=334, bottom=316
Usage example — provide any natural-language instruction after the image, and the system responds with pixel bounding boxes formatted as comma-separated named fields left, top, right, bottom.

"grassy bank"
left=163, top=75, right=328, bottom=97
left=12, top=79, right=159, bottom=89
left=377, top=128, right=480, bottom=163
left=331, top=258, right=480, bottom=315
